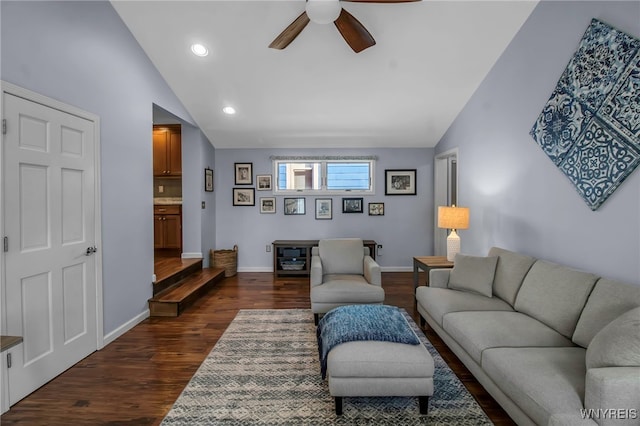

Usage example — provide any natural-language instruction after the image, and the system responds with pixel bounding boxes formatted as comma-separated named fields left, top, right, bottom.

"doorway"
left=152, top=124, right=182, bottom=261
left=434, top=149, right=459, bottom=256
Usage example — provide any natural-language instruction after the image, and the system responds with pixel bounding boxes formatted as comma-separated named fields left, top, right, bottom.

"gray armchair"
left=310, top=238, right=385, bottom=325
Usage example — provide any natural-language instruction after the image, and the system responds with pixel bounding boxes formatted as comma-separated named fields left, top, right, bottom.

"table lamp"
left=438, top=205, right=470, bottom=261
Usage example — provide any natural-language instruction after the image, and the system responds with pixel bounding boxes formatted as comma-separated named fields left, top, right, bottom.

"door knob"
left=85, top=246, right=97, bottom=256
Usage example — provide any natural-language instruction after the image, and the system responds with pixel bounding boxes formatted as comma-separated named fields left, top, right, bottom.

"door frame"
left=433, top=148, right=459, bottom=257
left=0, top=81, right=104, bottom=349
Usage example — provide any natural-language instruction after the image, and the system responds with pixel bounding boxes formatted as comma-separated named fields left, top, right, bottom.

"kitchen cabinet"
left=154, top=205, right=182, bottom=250
left=153, top=125, right=181, bottom=176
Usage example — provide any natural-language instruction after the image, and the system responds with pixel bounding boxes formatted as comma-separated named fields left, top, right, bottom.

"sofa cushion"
left=586, top=307, right=640, bottom=370
left=415, top=286, right=513, bottom=328
left=482, top=347, right=587, bottom=426
left=573, top=278, right=640, bottom=348
left=514, top=260, right=598, bottom=338
left=443, top=311, right=575, bottom=365
left=310, top=279, right=385, bottom=304
left=448, top=254, right=498, bottom=298
left=318, top=238, right=364, bottom=275
left=488, top=247, right=537, bottom=306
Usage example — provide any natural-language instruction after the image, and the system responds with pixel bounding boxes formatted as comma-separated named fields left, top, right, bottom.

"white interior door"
left=3, top=90, right=99, bottom=404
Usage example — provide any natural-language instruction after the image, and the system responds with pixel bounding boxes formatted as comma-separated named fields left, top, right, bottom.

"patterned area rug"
left=161, top=309, right=493, bottom=425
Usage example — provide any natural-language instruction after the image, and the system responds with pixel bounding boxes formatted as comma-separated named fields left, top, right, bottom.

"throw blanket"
left=316, top=305, right=420, bottom=379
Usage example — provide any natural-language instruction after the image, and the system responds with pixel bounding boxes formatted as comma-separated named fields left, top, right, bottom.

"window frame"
left=272, top=156, right=376, bottom=196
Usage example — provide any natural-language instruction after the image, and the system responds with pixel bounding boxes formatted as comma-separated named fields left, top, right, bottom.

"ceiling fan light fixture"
left=306, top=0, right=341, bottom=25
left=190, top=43, right=209, bottom=57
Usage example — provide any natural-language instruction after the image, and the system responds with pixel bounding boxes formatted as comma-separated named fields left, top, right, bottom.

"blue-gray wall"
left=0, top=0, right=209, bottom=336
left=435, top=1, right=640, bottom=286
left=215, top=148, right=434, bottom=270
left=182, top=124, right=216, bottom=265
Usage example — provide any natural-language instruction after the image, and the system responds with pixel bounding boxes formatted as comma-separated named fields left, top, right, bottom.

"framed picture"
left=204, top=168, right=214, bottom=192
left=260, top=197, right=276, bottom=214
left=342, top=197, right=363, bottom=213
left=385, top=169, right=417, bottom=195
left=234, top=162, right=253, bottom=185
left=284, top=197, right=305, bottom=215
left=315, top=198, right=332, bottom=220
left=369, top=202, right=384, bottom=216
left=256, top=174, right=272, bottom=191
left=233, top=188, right=255, bottom=206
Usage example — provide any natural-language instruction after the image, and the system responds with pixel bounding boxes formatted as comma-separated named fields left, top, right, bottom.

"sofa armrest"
left=363, top=256, right=381, bottom=286
left=429, top=269, right=451, bottom=288
left=585, top=367, right=640, bottom=426
left=310, top=255, right=323, bottom=287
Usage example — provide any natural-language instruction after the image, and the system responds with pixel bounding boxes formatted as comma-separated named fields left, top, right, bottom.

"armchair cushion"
left=318, top=238, right=364, bottom=275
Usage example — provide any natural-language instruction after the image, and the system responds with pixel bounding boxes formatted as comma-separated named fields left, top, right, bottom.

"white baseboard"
left=182, top=252, right=203, bottom=259
left=234, top=266, right=412, bottom=273
left=102, top=309, right=149, bottom=347
left=237, top=267, right=273, bottom=273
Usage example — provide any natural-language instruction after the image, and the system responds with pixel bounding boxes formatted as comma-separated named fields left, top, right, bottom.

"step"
left=149, top=267, right=225, bottom=317
left=153, top=258, right=203, bottom=295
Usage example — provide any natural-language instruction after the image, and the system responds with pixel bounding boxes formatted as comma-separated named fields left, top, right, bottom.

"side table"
left=413, top=256, right=454, bottom=289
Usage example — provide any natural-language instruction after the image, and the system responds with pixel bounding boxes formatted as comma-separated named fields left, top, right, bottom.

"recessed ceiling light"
left=223, top=106, right=236, bottom=115
left=190, top=43, right=208, bottom=57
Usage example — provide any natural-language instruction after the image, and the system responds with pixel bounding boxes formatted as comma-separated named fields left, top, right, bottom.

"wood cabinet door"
left=153, top=129, right=168, bottom=176
left=167, top=131, right=181, bottom=176
left=154, top=215, right=165, bottom=249
left=163, top=215, right=181, bottom=249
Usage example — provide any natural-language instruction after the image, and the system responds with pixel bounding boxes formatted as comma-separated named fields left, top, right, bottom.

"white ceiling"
left=111, top=0, right=538, bottom=149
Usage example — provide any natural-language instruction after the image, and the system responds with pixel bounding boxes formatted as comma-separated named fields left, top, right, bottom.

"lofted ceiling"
left=111, top=0, right=538, bottom=149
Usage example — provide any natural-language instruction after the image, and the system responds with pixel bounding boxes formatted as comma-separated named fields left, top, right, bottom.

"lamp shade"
left=306, top=0, right=341, bottom=24
left=438, top=206, right=469, bottom=230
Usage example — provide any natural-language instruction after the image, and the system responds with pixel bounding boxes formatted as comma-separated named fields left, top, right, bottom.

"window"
left=272, top=156, right=375, bottom=195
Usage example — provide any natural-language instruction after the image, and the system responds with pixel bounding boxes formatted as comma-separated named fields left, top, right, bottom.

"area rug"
left=161, top=309, right=492, bottom=425
left=530, top=19, right=640, bottom=210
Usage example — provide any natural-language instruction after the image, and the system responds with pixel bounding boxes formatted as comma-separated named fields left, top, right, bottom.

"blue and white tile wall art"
left=530, top=19, right=639, bottom=210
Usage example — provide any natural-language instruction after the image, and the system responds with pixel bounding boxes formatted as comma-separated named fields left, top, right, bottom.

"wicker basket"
left=210, top=245, right=238, bottom=277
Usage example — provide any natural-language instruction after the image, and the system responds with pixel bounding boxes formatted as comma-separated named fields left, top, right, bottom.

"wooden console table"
left=413, top=256, right=454, bottom=289
left=273, top=240, right=377, bottom=278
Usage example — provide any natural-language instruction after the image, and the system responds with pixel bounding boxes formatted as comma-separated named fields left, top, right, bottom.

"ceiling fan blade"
left=334, top=9, right=376, bottom=53
left=269, top=12, right=311, bottom=50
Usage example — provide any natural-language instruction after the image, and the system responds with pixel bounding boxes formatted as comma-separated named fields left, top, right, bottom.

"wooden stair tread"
left=153, top=257, right=203, bottom=296
left=150, top=268, right=225, bottom=303
left=154, top=257, right=202, bottom=282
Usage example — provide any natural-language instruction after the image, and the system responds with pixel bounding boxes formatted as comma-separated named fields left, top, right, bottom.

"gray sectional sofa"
left=415, top=247, right=640, bottom=426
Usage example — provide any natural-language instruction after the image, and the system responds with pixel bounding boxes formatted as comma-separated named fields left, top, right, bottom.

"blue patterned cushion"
left=530, top=19, right=640, bottom=210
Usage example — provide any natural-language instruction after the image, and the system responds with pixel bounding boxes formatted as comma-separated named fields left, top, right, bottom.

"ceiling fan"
left=269, top=0, right=420, bottom=53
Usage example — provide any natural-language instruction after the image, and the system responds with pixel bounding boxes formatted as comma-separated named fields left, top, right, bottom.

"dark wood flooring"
left=1, top=271, right=515, bottom=425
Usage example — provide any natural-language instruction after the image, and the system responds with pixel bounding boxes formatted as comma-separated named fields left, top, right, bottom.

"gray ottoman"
left=326, top=337, right=434, bottom=415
